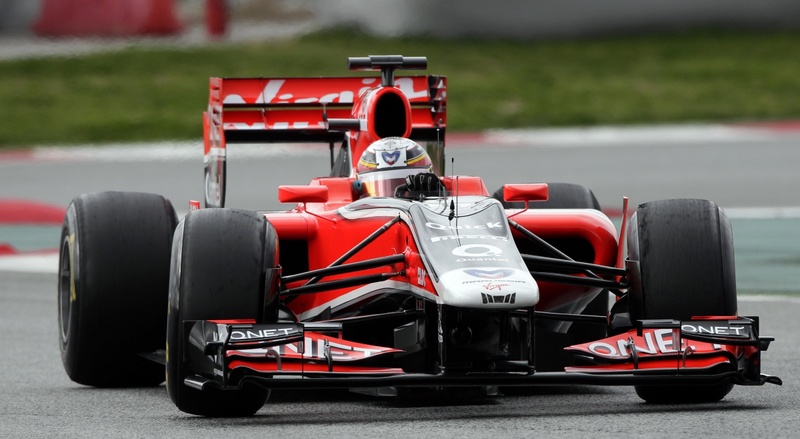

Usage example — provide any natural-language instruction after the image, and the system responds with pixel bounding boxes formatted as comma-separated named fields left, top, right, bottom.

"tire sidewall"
left=58, top=203, right=81, bottom=379
left=166, top=220, right=186, bottom=407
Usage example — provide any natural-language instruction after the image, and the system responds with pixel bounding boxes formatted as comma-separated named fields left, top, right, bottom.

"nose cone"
left=437, top=267, right=539, bottom=308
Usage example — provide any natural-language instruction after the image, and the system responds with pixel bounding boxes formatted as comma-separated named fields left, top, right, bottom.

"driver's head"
left=356, top=137, right=433, bottom=197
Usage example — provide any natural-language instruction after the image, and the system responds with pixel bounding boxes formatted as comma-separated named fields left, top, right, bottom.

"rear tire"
left=494, top=183, right=608, bottom=373
left=493, top=182, right=601, bottom=210
left=627, top=199, right=737, bottom=403
left=166, top=208, right=279, bottom=417
left=58, top=192, right=177, bottom=387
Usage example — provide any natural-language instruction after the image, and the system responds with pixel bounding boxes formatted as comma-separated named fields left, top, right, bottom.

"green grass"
left=2, top=28, right=800, bottom=147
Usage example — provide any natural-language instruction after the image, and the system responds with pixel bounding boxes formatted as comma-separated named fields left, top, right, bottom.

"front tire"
left=627, top=199, right=737, bottom=403
left=166, top=208, right=279, bottom=417
left=58, top=192, right=177, bottom=387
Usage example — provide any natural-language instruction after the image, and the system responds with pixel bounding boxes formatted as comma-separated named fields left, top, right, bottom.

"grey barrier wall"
left=312, top=0, right=800, bottom=39
left=0, top=0, right=41, bottom=34
left=3, top=0, right=799, bottom=38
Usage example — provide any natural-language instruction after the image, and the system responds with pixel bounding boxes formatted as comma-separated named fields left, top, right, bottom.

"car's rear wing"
left=202, top=56, right=448, bottom=208
left=204, top=75, right=447, bottom=148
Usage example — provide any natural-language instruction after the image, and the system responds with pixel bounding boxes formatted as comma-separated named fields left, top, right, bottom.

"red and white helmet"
left=356, top=137, right=433, bottom=197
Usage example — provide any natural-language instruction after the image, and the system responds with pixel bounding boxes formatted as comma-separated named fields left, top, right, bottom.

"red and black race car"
left=57, top=55, right=781, bottom=417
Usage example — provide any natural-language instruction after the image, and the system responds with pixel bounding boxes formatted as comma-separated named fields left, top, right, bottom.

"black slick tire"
left=627, top=199, right=737, bottom=403
left=58, top=191, right=177, bottom=387
left=166, top=208, right=279, bottom=417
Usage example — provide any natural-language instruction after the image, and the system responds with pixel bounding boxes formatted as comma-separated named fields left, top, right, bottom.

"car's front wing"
left=181, top=316, right=781, bottom=392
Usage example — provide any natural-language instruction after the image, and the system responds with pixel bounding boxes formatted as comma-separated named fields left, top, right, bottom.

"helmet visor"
left=359, top=168, right=419, bottom=197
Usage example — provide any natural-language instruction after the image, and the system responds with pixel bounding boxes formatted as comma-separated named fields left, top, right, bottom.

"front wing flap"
left=185, top=320, right=404, bottom=388
left=565, top=316, right=780, bottom=386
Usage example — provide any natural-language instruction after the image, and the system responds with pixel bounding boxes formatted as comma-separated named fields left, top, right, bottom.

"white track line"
left=3, top=123, right=798, bottom=163
left=483, top=124, right=800, bottom=147
left=724, top=207, right=800, bottom=219
left=0, top=252, right=58, bottom=274
left=26, top=141, right=324, bottom=162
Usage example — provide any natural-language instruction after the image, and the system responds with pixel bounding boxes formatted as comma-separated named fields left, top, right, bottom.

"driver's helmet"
left=356, top=137, right=433, bottom=197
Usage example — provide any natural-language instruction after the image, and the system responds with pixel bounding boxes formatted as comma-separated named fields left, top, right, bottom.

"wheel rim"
left=204, top=166, right=222, bottom=207
left=58, top=235, right=73, bottom=343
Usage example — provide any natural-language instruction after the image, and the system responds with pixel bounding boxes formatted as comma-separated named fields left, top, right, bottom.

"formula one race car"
left=57, top=55, right=781, bottom=417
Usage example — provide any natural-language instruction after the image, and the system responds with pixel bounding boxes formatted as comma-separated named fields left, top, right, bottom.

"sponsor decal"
left=462, top=279, right=526, bottom=285
left=426, top=222, right=504, bottom=231
left=230, top=326, right=300, bottom=341
left=381, top=150, right=401, bottom=165
left=452, top=244, right=508, bottom=262
left=430, top=235, right=508, bottom=243
left=482, top=283, right=508, bottom=291
left=569, top=328, right=724, bottom=360
left=417, top=267, right=426, bottom=287
left=464, top=268, right=514, bottom=279
left=452, top=244, right=502, bottom=257
left=230, top=332, right=399, bottom=362
left=461, top=279, right=527, bottom=285
left=253, top=79, right=360, bottom=105
left=456, top=257, right=509, bottom=263
left=681, top=323, right=749, bottom=337
left=226, top=77, right=428, bottom=106
left=395, top=77, right=431, bottom=100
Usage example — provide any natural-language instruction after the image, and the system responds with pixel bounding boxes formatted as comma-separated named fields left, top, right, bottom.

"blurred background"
left=2, top=0, right=799, bottom=293
left=3, top=0, right=800, bottom=147
left=1, top=0, right=799, bottom=38
left=0, top=0, right=800, bottom=38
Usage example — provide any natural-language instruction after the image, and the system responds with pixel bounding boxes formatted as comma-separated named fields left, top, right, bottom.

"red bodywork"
left=264, top=183, right=618, bottom=319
